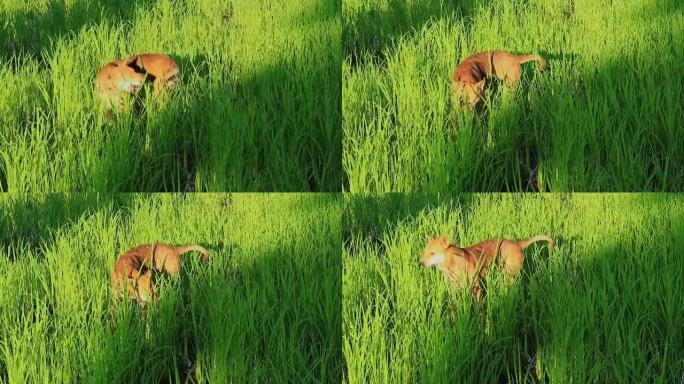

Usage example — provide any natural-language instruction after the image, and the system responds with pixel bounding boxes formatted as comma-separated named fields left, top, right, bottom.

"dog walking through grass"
left=451, top=50, right=546, bottom=108
left=95, top=53, right=179, bottom=111
left=110, top=243, right=209, bottom=308
left=420, top=235, right=553, bottom=300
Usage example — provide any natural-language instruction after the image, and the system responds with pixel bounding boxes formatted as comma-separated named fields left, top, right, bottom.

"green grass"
left=343, top=0, right=684, bottom=192
left=0, top=0, right=341, bottom=192
left=343, top=193, right=684, bottom=382
left=0, top=193, right=341, bottom=383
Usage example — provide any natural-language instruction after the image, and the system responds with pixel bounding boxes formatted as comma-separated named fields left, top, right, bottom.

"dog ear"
left=122, top=55, right=146, bottom=74
left=439, top=236, right=449, bottom=248
left=121, top=55, right=136, bottom=66
left=135, top=56, right=145, bottom=70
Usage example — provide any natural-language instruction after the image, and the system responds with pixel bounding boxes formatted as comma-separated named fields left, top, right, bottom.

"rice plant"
left=343, top=193, right=684, bottom=382
left=0, top=192, right=342, bottom=383
left=0, top=0, right=341, bottom=192
left=343, top=0, right=684, bottom=192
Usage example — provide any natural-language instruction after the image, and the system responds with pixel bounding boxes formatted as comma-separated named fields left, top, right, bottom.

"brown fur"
left=120, top=53, right=180, bottom=91
left=95, top=61, right=146, bottom=110
left=451, top=50, right=546, bottom=107
left=110, top=243, right=209, bottom=308
left=95, top=53, right=179, bottom=110
left=126, top=269, right=157, bottom=309
left=420, top=235, right=553, bottom=300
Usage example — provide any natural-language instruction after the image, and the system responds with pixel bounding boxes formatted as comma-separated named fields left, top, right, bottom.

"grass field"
left=343, top=193, right=684, bottom=382
left=0, top=0, right=341, bottom=192
left=0, top=193, right=341, bottom=383
left=343, top=0, right=684, bottom=192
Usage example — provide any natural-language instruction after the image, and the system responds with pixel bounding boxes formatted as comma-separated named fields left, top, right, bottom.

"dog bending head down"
left=110, top=243, right=210, bottom=308
left=420, top=235, right=553, bottom=299
left=95, top=62, right=146, bottom=110
left=451, top=50, right=546, bottom=108
left=123, top=269, right=157, bottom=309
left=95, top=53, right=179, bottom=111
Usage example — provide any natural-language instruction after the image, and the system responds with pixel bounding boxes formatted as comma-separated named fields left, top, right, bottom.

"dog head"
left=451, top=79, right=485, bottom=108
left=134, top=271, right=158, bottom=308
left=420, top=236, right=451, bottom=268
left=109, top=55, right=147, bottom=92
left=110, top=63, right=146, bottom=93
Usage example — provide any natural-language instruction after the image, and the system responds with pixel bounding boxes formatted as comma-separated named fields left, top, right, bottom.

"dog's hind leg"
left=502, top=65, right=522, bottom=87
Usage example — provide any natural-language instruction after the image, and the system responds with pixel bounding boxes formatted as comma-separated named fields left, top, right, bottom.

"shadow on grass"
left=0, top=0, right=341, bottom=192
left=92, top=53, right=213, bottom=192
left=532, top=45, right=680, bottom=191
left=0, top=193, right=134, bottom=260
left=344, top=0, right=683, bottom=192
left=0, top=0, right=157, bottom=64
left=191, top=246, right=341, bottom=382
left=344, top=0, right=487, bottom=68
left=93, top=45, right=340, bottom=191
left=96, top=202, right=342, bottom=383
left=0, top=194, right=341, bottom=383
left=438, top=30, right=683, bottom=191
left=343, top=193, right=478, bottom=252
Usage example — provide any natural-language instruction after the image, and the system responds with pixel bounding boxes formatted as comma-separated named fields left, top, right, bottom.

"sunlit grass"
left=343, top=0, right=684, bottom=191
left=0, top=0, right=341, bottom=192
left=0, top=193, right=342, bottom=383
left=343, top=193, right=684, bottom=382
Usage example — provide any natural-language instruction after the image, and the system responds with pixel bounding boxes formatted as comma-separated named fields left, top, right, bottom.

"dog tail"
left=518, top=54, right=546, bottom=71
left=517, top=235, right=554, bottom=253
left=174, top=245, right=210, bottom=262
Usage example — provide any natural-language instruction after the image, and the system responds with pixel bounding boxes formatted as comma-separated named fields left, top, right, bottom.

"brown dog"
left=451, top=50, right=546, bottom=107
left=420, top=235, right=553, bottom=299
left=95, top=53, right=179, bottom=110
left=110, top=243, right=209, bottom=307
left=120, top=53, right=180, bottom=91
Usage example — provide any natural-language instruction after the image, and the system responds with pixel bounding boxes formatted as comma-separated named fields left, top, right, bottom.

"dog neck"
left=444, top=245, right=476, bottom=265
left=435, top=245, right=474, bottom=280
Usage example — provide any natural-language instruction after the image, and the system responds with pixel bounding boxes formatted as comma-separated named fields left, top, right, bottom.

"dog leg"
left=502, top=65, right=521, bottom=87
left=469, top=79, right=486, bottom=107
left=472, top=282, right=483, bottom=301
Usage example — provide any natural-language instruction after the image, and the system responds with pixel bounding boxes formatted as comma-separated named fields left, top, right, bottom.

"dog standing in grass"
left=95, top=53, right=179, bottom=111
left=451, top=50, right=546, bottom=108
left=420, top=235, right=553, bottom=300
left=110, top=243, right=210, bottom=308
